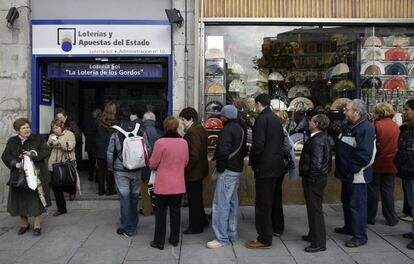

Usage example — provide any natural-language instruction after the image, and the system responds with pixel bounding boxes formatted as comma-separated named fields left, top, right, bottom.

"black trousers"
left=52, top=185, right=76, bottom=214
left=154, top=194, right=182, bottom=246
left=96, top=158, right=115, bottom=194
left=303, top=176, right=327, bottom=248
left=367, top=173, right=398, bottom=225
left=87, top=153, right=96, bottom=180
left=272, top=174, right=285, bottom=235
left=402, top=180, right=413, bottom=216
left=186, top=180, right=208, bottom=232
left=255, top=177, right=277, bottom=245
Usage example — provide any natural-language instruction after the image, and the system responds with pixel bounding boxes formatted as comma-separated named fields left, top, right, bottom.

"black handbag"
left=51, top=142, right=77, bottom=187
left=7, top=167, right=29, bottom=189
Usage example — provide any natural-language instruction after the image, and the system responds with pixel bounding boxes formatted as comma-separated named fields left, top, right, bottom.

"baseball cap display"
left=385, top=35, right=410, bottom=47
left=383, top=77, right=407, bottom=89
left=270, top=99, right=288, bottom=111
left=205, top=118, right=223, bottom=129
left=205, top=48, right=225, bottom=59
left=229, top=79, right=245, bottom=92
left=207, top=83, right=226, bottom=93
left=207, top=135, right=219, bottom=146
left=361, top=61, right=385, bottom=75
left=268, top=71, right=284, bottom=81
left=333, top=79, right=356, bottom=91
left=361, top=77, right=382, bottom=89
left=409, top=80, right=414, bottom=91
left=385, top=62, right=408, bottom=76
left=206, top=63, right=224, bottom=76
left=331, top=98, right=352, bottom=111
left=362, top=47, right=385, bottom=60
left=385, top=47, right=410, bottom=61
left=325, top=67, right=334, bottom=79
left=288, top=85, right=311, bottom=99
left=205, top=101, right=224, bottom=113
left=331, top=63, right=350, bottom=76
left=363, top=36, right=384, bottom=47
left=289, top=97, right=314, bottom=111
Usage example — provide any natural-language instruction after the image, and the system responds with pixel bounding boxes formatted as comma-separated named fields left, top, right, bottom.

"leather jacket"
left=299, top=131, right=332, bottom=181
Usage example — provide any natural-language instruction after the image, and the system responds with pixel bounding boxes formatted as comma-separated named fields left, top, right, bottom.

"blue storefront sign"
left=47, top=62, right=163, bottom=78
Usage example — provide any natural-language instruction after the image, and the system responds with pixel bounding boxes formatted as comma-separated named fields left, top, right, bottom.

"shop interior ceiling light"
left=6, top=7, right=19, bottom=28
left=165, top=8, right=183, bottom=27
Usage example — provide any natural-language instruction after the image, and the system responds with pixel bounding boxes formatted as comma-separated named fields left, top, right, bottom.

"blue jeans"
left=114, top=170, right=141, bottom=236
left=403, top=178, right=414, bottom=234
left=341, top=181, right=368, bottom=244
left=212, top=169, right=241, bottom=244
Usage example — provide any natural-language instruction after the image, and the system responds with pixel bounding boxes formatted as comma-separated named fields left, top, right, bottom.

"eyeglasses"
left=343, top=107, right=354, bottom=113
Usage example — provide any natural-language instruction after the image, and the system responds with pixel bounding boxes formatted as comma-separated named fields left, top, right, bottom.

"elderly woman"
left=396, top=99, right=414, bottom=250
left=367, top=102, right=399, bottom=226
left=47, top=119, right=77, bottom=216
left=1, top=118, right=51, bottom=236
left=149, top=117, right=189, bottom=250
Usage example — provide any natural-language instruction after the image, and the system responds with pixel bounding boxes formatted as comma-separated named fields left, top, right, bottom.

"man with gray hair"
left=334, top=99, right=376, bottom=248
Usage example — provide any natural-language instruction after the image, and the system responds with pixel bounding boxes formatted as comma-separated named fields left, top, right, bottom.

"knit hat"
left=220, top=105, right=238, bottom=119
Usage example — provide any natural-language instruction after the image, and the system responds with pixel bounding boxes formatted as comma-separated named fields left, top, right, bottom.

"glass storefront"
left=202, top=25, right=414, bottom=149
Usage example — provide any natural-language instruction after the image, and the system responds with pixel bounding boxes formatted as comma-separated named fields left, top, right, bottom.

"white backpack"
left=112, top=123, right=148, bottom=170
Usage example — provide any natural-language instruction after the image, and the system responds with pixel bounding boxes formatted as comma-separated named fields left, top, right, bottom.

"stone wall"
left=0, top=1, right=31, bottom=207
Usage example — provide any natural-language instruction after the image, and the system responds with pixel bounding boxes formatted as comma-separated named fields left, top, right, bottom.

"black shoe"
left=367, top=220, right=375, bottom=225
left=334, top=227, right=352, bottom=235
left=302, top=235, right=311, bottom=242
left=139, top=209, right=145, bottom=216
left=403, top=232, right=414, bottom=239
left=18, top=224, right=30, bottom=235
left=168, top=239, right=178, bottom=247
left=387, top=220, right=399, bottom=226
left=150, top=241, right=164, bottom=250
left=407, top=240, right=414, bottom=250
left=183, top=228, right=202, bottom=234
left=204, top=219, right=210, bottom=227
left=88, top=176, right=93, bottom=182
left=106, top=190, right=116, bottom=196
left=98, top=192, right=105, bottom=196
left=273, top=232, right=282, bottom=237
left=345, top=239, right=363, bottom=248
left=304, top=245, right=326, bottom=253
left=207, top=213, right=212, bottom=220
left=33, top=228, right=41, bottom=236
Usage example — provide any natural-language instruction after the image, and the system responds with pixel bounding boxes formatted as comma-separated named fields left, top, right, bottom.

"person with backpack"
left=107, top=104, right=149, bottom=237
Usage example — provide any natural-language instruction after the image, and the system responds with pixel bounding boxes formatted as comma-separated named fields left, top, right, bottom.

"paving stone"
left=349, top=251, right=414, bottom=264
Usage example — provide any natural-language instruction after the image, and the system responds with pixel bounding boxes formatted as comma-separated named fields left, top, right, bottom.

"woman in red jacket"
left=149, top=117, right=189, bottom=250
left=367, top=102, right=399, bottom=226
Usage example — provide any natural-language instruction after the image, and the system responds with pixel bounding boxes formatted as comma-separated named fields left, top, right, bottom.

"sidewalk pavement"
left=0, top=202, right=413, bottom=264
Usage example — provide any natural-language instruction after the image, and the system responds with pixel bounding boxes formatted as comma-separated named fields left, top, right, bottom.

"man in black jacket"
left=299, top=114, right=332, bottom=253
left=246, top=94, right=284, bottom=249
left=207, top=105, right=246, bottom=249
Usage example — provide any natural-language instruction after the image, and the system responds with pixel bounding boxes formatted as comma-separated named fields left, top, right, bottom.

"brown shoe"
left=245, top=240, right=271, bottom=249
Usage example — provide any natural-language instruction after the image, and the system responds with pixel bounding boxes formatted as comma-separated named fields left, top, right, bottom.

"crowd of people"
left=2, top=95, right=414, bottom=253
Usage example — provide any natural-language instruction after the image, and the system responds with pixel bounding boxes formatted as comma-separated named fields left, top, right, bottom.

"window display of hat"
left=270, top=99, right=288, bottom=111
left=268, top=72, right=284, bottom=81
left=331, top=63, right=350, bottom=77
left=361, top=77, right=382, bottom=89
left=229, top=79, right=245, bottom=92
left=333, top=79, right=356, bottom=91
left=206, top=63, right=224, bottom=76
left=361, top=61, right=385, bottom=75
left=205, top=101, right=224, bottom=113
left=383, top=77, right=407, bottom=89
left=288, top=85, right=311, bottom=99
left=205, top=118, right=223, bottom=129
left=384, top=35, right=410, bottom=47
left=385, top=63, right=408, bottom=76
left=331, top=98, right=352, bottom=111
left=362, top=47, right=385, bottom=60
left=409, top=65, right=414, bottom=76
left=289, top=97, right=314, bottom=111
left=229, top=62, right=245, bottom=75
left=205, top=48, right=225, bottom=59
left=363, top=36, right=384, bottom=47
left=207, top=83, right=226, bottom=93
left=385, top=47, right=410, bottom=61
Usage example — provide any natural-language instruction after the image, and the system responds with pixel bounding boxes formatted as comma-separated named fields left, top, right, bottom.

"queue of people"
left=2, top=97, right=414, bottom=253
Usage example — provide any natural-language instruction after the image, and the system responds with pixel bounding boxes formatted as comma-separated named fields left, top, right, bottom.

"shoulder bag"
left=7, top=158, right=29, bottom=189
left=52, top=142, right=78, bottom=187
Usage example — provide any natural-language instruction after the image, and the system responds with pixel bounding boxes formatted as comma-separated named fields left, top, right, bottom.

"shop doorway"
left=36, top=57, right=170, bottom=199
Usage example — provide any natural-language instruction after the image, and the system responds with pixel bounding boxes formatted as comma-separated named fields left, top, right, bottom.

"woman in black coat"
left=1, top=118, right=51, bottom=236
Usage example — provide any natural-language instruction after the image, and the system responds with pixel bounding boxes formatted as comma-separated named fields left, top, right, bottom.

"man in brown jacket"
left=179, top=107, right=209, bottom=234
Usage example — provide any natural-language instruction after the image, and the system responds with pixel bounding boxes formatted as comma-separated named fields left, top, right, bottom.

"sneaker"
left=399, top=215, right=413, bottom=222
left=273, top=232, right=282, bottom=237
left=116, top=228, right=131, bottom=238
left=206, top=240, right=224, bottom=249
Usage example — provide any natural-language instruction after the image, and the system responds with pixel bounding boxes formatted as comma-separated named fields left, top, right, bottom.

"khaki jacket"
left=48, top=130, right=76, bottom=171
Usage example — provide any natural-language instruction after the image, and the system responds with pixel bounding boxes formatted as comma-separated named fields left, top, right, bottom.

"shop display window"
left=203, top=25, right=414, bottom=149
